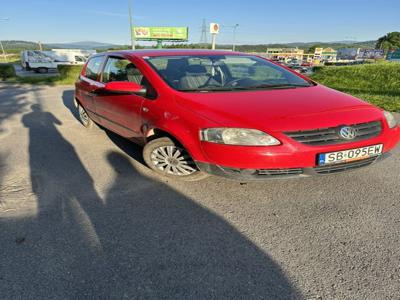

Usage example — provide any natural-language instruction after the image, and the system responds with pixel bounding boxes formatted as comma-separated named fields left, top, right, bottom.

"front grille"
left=285, top=121, right=382, bottom=146
left=258, top=168, right=303, bottom=176
left=313, top=156, right=379, bottom=174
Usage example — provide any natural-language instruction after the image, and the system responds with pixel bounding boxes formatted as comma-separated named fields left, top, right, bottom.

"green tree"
left=307, top=44, right=322, bottom=54
left=376, top=32, right=400, bottom=50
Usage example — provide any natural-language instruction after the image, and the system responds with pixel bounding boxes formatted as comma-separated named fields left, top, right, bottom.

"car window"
left=85, top=56, right=104, bottom=81
left=102, top=56, right=158, bottom=99
left=102, top=57, right=144, bottom=85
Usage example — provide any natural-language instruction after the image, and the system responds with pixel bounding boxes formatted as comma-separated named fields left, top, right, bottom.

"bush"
left=0, top=64, right=16, bottom=81
left=57, top=65, right=83, bottom=79
left=17, top=64, right=83, bottom=85
left=310, top=63, right=400, bottom=112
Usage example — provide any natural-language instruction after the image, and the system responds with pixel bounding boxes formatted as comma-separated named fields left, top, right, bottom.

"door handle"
left=142, top=107, right=149, bottom=112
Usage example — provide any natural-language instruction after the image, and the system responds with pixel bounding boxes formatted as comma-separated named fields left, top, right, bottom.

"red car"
left=74, top=50, right=400, bottom=181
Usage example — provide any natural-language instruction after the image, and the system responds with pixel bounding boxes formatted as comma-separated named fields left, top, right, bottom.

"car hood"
left=175, top=85, right=383, bottom=132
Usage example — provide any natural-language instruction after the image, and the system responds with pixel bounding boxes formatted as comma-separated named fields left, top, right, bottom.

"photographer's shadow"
left=61, top=89, right=300, bottom=298
left=101, top=151, right=300, bottom=299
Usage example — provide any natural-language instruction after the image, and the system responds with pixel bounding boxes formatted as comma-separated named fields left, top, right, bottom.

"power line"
left=199, top=19, right=208, bottom=45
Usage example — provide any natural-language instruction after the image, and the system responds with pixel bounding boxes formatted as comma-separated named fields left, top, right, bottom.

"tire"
left=143, top=137, right=208, bottom=181
left=37, top=67, right=48, bottom=74
left=78, top=103, right=93, bottom=128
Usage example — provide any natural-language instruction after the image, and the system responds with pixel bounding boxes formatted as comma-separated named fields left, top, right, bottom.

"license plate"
left=318, top=144, right=383, bottom=166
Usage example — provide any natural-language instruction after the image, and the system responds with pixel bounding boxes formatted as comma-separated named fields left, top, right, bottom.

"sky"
left=0, top=0, right=399, bottom=45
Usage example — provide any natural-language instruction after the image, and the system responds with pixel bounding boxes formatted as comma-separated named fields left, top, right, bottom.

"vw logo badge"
left=339, top=126, right=357, bottom=140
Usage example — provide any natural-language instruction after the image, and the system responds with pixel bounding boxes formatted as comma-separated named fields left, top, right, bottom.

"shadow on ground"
left=0, top=90, right=301, bottom=298
left=62, top=89, right=145, bottom=164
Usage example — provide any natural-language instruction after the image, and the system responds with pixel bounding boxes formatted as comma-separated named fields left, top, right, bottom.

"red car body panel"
left=75, top=50, right=400, bottom=177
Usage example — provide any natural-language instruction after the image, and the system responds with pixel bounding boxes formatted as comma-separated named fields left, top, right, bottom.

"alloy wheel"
left=150, top=145, right=197, bottom=176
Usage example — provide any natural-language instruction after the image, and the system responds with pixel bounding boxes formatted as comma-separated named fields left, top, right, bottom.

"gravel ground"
left=0, top=83, right=399, bottom=299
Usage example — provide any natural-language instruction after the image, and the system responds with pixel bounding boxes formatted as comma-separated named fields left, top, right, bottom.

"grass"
left=2, top=65, right=83, bottom=85
left=310, top=62, right=400, bottom=112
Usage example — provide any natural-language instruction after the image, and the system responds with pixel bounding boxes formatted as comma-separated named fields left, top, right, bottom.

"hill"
left=46, top=41, right=120, bottom=49
left=1, top=40, right=377, bottom=53
left=0, top=40, right=121, bottom=52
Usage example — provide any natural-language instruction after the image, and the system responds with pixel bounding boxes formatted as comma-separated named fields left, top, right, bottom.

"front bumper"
left=199, top=128, right=399, bottom=169
left=196, top=152, right=391, bottom=181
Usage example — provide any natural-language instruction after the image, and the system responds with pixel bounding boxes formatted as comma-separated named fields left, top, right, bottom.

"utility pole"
left=232, top=24, right=239, bottom=51
left=0, top=18, right=10, bottom=62
left=222, top=24, right=239, bottom=51
left=211, top=33, right=217, bottom=50
left=0, top=41, right=6, bottom=62
left=128, top=0, right=135, bottom=50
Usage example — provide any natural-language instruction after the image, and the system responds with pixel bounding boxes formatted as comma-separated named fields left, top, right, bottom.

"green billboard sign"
left=133, top=27, right=188, bottom=41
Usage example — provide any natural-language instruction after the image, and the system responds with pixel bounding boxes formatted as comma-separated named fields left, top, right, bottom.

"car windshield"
left=145, top=55, right=313, bottom=92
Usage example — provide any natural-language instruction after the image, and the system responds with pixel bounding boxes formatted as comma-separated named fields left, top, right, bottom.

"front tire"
left=78, top=103, right=93, bottom=128
left=143, top=137, right=208, bottom=181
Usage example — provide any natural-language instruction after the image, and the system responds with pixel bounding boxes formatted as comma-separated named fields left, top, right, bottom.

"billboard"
left=387, top=50, right=400, bottom=61
left=133, top=27, right=188, bottom=41
left=358, top=49, right=385, bottom=59
left=337, top=48, right=359, bottom=60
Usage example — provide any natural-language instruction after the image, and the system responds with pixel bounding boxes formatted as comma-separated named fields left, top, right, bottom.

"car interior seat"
left=126, top=63, right=143, bottom=85
left=179, top=65, right=219, bottom=90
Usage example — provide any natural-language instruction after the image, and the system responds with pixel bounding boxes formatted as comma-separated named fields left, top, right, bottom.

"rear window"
left=84, top=56, right=104, bottom=80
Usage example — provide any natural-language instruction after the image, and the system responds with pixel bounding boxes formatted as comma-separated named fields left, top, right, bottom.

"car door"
left=93, top=56, right=146, bottom=138
left=76, top=55, right=105, bottom=123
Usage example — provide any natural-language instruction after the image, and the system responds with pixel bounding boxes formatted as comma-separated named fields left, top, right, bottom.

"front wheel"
left=143, top=137, right=208, bottom=181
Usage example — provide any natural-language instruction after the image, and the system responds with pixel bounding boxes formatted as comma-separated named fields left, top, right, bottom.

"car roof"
left=98, top=49, right=247, bottom=58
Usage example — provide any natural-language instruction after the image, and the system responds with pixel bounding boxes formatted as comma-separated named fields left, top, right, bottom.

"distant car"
left=287, top=59, right=300, bottom=66
left=289, top=65, right=309, bottom=74
left=301, top=61, right=313, bottom=67
left=74, top=50, right=400, bottom=181
left=276, top=61, right=287, bottom=66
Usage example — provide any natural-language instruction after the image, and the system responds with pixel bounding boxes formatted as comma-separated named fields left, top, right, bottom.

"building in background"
left=320, top=47, right=337, bottom=62
left=265, top=48, right=304, bottom=61
left=387, top=49, right=400, bottom=61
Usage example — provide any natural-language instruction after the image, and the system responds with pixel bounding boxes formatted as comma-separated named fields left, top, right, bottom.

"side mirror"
left=104, top=81, right=147, bottom=96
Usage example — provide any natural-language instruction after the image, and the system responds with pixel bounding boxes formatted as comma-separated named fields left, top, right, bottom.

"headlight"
left=200, top=128, right=280, bottom=146
left=383, top=111, right=398, bottom=128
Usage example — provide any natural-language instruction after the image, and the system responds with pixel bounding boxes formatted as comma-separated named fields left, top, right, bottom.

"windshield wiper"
left=177, top=83, right=312, bottom=92
left=247, top=83, right=311, bottom=90
left=177, top=86, right=250, bottom=92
